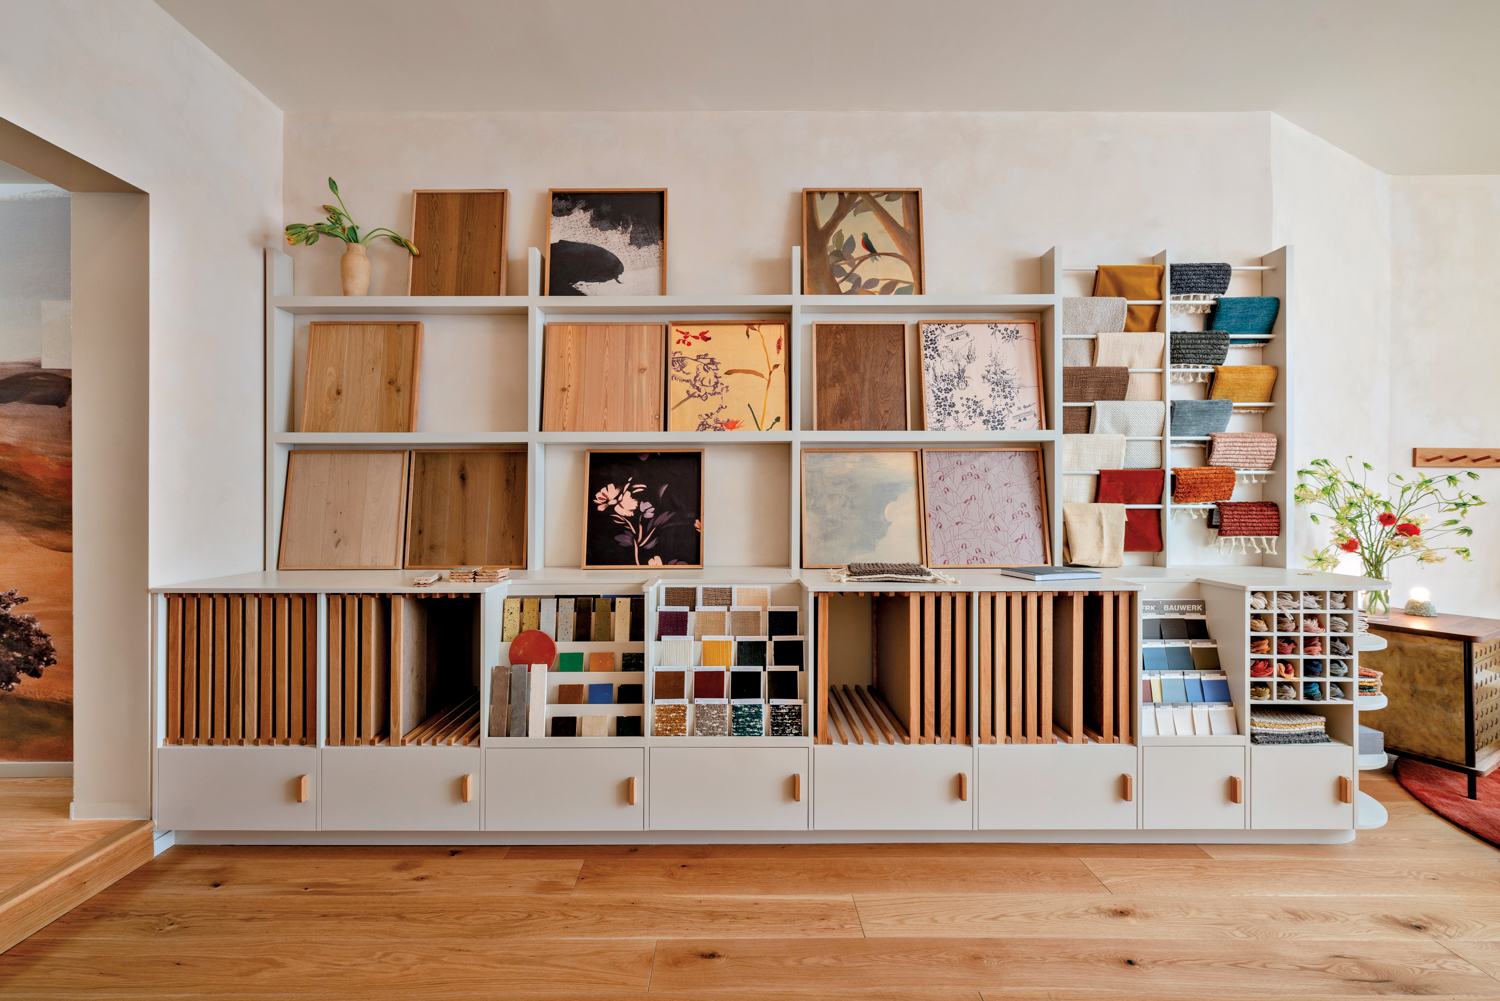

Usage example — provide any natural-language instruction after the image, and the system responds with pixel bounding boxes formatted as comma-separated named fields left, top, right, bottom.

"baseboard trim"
left=0, top=763, right=72, bottom=778
left=0, top=819, right=154, bottom=954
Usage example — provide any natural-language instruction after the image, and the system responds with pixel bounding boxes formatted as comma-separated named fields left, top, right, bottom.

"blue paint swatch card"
left=1161, top=676, right=1188, bottom=702
left=1184, top=676, right=1205, bottom=703
left=1165, top=646, right=1196, bottom=671
left=1202, top=677, right=1232, bottom=702
left=1143, top=647, right=1169, bottom=672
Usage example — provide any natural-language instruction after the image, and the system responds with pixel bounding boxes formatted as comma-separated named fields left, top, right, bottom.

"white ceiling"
left=156, top=0, right=1498, bottom=175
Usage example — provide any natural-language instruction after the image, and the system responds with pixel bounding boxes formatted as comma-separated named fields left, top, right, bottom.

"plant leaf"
left=328, top=177, right=339, bottom=194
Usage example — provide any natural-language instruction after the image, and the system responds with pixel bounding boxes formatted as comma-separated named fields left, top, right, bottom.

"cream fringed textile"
left=1094, top=332, right=1164, bottom=401
left=1090, top=401, right=1164, bottom=468
left=1060, top=297, right=1126, bottom=366
left=1062, top=503, right=1126, bottom=567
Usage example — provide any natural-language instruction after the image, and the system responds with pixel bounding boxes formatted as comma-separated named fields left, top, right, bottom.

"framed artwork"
left=801, top=449, right=924, bottom=568
left=583, top=450, right=703, bottom=568
left=921, top=448, right=1050, bottom=568
left=919, top=320, right=1045, bottom=432
left=547, top=189, right=667, bottom=296
left=802, top=189, right=924, bottom=296
left=812, top=323, right=908, bottom=431
left=667, top=322, right=788, bottom=432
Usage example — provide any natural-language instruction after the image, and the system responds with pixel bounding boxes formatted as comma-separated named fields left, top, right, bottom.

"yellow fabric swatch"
left=1209, top=365, right=1277, bottom=403
left=1093, top=265, right=1163, bottom=332
left=700, top=639, right=733, bottom=667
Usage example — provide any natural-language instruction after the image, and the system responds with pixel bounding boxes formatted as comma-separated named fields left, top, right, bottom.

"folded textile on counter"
left=1251, top=708, right=1333, bottom=744
left=1211, top=501, right=1281, bottom=554
left=1172, top=466, right=1236, bottom=503
left=830, top=563, right=960, bottom=584
left=1091, top=401, right=1165, bottom=468
left=1063, top=366, right=1130, bottom=401
left=1207, top=431, right=1277, bottom=469
left=1095, top=332, right=1164, bottom=401
left=1170, top=262, right=1232, bottom=296
left=1169, top=330, right=1230, bottom=367
left=1093, top=265, right=1164, bottom=332
left=1254, top=730, right=1335, bottom=744
left=1097, top=469, right=1164, bottom=552
left=1062, top=502, right=1127, bottom=567
left=1210, top=365, right=1278, bottom=404
left=1170, top=398, right=1234, bottom=437
left=1359, top=666, right=1382, bottom=695
left=1207, top=296, right=1280, bottom=342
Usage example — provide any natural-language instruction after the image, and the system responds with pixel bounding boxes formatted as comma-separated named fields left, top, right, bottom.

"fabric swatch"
left=1172, top=466, right=1236, bottom=503
left=656, top=638, right=693, bottom=666
left=700, top=586, right=733, bottom=607
left=1062, top=296, right=1127, bottom=339
left=578, top=715, right=608, bottom=737
left=652, top=704, right=687, bottom=737
left=770, top=703, right=803, bottom=736
left=767, top=670, right=799, bottom=700
left=1063, top=366, right=1129, bottom=402
left=615, top=715, right=643, bottom=737
left=693, top=670, right=726, bottom=699
left=558, top=684, right=585, bottom=705
left=663, top=586, right=697, bottom=609
left=1091, top=401, right=1164, bottom=468
left=1169, top=331, right=1230, bottom=366
left=656, top=609, right=689, bottom=637
left=736, top=639, right=767, bottom=667
left=767, top=609, right=799, bottom=637
left=1063, top=407, right=1092, bottom=434
left=733, top=586, right=770, bottom=610
left=1061, top=474, right=1097, bottom=505
left=588, top=683, right=613, bottom=705
left=621, top=652, right=645, bottom=672
left=772, top=637, right=804, bottom=668
left=589, top=652, right=616, bottom=672
left=730, top=670, right=763, bottom=700
left=617, top=683, right=643, bottom=704
left=1094, top=332, right=1164, bottom=401
left=1207, top=297, right=1279, bottom=339
left=1210, top=365, right=1277, bottom=403
left=1093, top=265, right=1164, bottom=331
left=921, top=448, right=1049, bottom=567
left=1170, top=263, right=1231, bottom=295
left=654, top=670, right=686, bottom=700
left=1096, top=469, right=1164, bottom=552
left=1213, top=501, right=1281, bottom=537
left=1207, top=432, right=1277, bottom=469
left=1169, top=398, right=1233, bottom=436
left=1061, top=338, right=1094, bottom=367
left=1062, top=503, right=1127, bottom=567
left=550, top=716, right=577, bottom=737
left=731, top=703, right=764, bottom=736
left=693, top=609, right=727, bottom=638
left=729, top=608, right=764, bottom=636
left=555, top=652, right=584, bottom=672
left=693, top=703, right=728, bottom=736
left=701, top=638, right=733, bottom=666
left=1061, top=433, right=1126, bottom=471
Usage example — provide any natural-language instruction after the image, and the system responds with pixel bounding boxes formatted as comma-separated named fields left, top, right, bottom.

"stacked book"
left=1249, top=708, right=1333, bottom=744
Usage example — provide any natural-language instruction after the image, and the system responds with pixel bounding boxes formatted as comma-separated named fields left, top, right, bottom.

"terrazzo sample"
left=731, top=702, right=764, bottom=735
left=652, top=703, right=688, bottom=736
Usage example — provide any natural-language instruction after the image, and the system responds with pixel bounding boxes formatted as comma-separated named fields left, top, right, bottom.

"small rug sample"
left=1396, top=757, right=1500, bottom=849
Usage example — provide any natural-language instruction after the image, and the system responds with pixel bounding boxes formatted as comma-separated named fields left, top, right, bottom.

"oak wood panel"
left=164, top=595, right=181, bottom=745
left=343, top=594, right=358, bottom=745
left=404, top=449, right=527, bottom=568
left=1007, top=594, right=1022, bottom=743
left=1082, top=857, right=1500, bottom=896
left=541, top=323, right=664, bottom=432
left=922, top=594, right=936, bottom=742
left=977, top=594, right=991, bottom=743
left=813, top=323, right=908, bottom=430
left=300, top=321, right=422, bottom=433
left=1038, top=592, right=1053, bottom=745
left=195, top=595, right=211, bottom=745
left=1023, top=593, right=1038, bottom=742
left=275, top=593, right=290, bottom=744
left=212, top=596, right=228, bottom=744
left=287, top=595, right=303, bottom=745
left=278, top=450, right=409, bottom=570
left=0, top=778, right=71, bottom=820
left=0, top=821, right=134, bottom=886
left=1116, top=592, right=1132, bottom=744
left=1443, top=940, right=1500, bottom=981
left=227, top=595, right=243, bottom=744
left=302, top=595, right=318, bottom=744
left=243, top=594, right=259, bottom=744
left=573, top=858, right=1109, bottom=896
left=325, top=594, right=342, bottom=747
left=257, top=593, right=273, bottom=744
left=408, top=190, right=508, bottom=296
left=939, top=594, right=951, bottom=742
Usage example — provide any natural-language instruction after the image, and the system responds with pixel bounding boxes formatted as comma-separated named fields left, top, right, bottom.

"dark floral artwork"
left=583, top=451, right=703, bottom=568
left=667, top=323, right=786, bottom=432
left=920, top=321, right=1044, bottom=431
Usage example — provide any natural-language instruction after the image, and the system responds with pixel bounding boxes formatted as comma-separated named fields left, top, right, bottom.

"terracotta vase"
left=340, top=243, right=370, bottom=296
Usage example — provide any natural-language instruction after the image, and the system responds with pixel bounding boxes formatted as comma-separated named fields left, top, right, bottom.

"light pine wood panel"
left=814, top=323, right=908, bottom=430
left=541, top=323, right=664, bottom=432
left=1082, top=858, right=1500, bottom=897
left=408, top=190, right=508, bottom=296
left=404, top=449, right=526, bottom=568
left=647, top=936, right=1499, bottom=995
left=573, top=858, right=1109, bottom=896
left=505, top=843, right=1212, bottom=860
left=279, top=450, right=409, bottom=569
left=301, top=322, right=422, bottom=433
left=854, top=892, right=1500, bottom=941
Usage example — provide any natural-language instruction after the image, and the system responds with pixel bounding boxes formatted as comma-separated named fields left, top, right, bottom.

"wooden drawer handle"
left=628, top=776, right=638, bottom=806
left=793, top=773, right=802, bottom=802
left=462, top=774, right=475, bottom=803
left=958, top=773, right=968, bottom=801
left=1229, top=775, right=1243, bottom=805
left=296, top=774, right=310, bottom=803
left=1122, top=773, right=1134, bottom=802
left=1338, top=775, right=1353, bottom=804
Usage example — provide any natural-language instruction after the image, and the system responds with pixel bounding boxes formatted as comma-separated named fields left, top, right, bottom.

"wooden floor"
left=3, top=770, right=1500, bottom=998
left=0, top=779, right=133, bottom=894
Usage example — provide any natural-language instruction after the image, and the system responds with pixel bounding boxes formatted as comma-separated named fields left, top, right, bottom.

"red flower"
left=1377, top=512, right=1397, bottom=526
left=1396, top=523, right=1421, bottom=537
left=1339, top=538, right=1360, bottom=553
left=718, top=418, right=745, bottom=430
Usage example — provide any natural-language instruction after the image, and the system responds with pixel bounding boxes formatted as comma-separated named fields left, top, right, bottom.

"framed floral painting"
left=802, top=190, right=924, bottom=295
left=667, top=322, right=788, bottom=432
left=918, top=321, right=1045, bottom=431
left=920, top=447, right=1050, bottom=567
left=583, top=451, right=703, bottom=568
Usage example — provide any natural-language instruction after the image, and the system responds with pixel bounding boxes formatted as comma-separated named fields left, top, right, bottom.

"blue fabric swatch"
left=1207, top=297, right=1280, bottom=341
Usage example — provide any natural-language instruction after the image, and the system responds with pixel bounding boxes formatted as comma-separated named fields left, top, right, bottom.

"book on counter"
left=1000, top=566, right=1103, bottom=581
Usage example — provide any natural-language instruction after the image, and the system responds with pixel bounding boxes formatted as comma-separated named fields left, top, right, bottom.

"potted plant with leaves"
left=1296, top=457, right=1484, bottom=617
left=284, top=177, right=419, bottom=295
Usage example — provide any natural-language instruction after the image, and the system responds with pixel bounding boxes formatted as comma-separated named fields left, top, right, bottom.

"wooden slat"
left=362, top=594, right=378, bottom=744
left=211, top=595, right=228, bottom=744
left=977, top=593, right=991, bottom=745
left=816, top=594, right=830, bottom=745
left=1023, top=592, right=1038, bottom=743
left=1116, top=592, right=1132, bottom=744
left=274, top=594, right=290, bottom=744
left=243, top=595, right=259, bottom=745
left=1098, top=591, right=1114, bottom=744
left=954, top=594, right=967, bottom=745
left=287, top=595, right=304, bottom=747
left=195, top=596, right=212, bottom=746
left=1054, top=592, right=1084, bottom=744
left=325, top=595, right=342, bottom=747
left=992, top=594, right=1005, bottom=744
left=831, top=686, right=866, bottom=744
left=1008, top=593, right=1022, bottom=744
left=258, top=593, right=274, bottom=745
left=921, top=594, right=935, bottom=743
left=165, top=595, right=182, bottom=745
left=304, top=594, right=319, bottom=745
left=390, top=596, right=405, bottom=745
left=938, top=594, right=951, bottom=744
left=825, top=690, right=852, bottom=745
left=227, top=595, right=243, bottom=745
left=1040, top=592, right=1055, bottom=745
left=852, top=685, right=899, bottom=744
left=343, top=594, right=359, bottom=746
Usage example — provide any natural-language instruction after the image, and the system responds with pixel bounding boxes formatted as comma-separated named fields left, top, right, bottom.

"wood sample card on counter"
left=278, top=450, right=409, bottom=570
left=404, top=449, right=527, bottom=568
left=813, top=323, right=908, bottom=430
left=301, top=322, right=422, bottom=432
left=407, top=190, right=508, bottom=296
left=542, top=323, right=665, bottom=431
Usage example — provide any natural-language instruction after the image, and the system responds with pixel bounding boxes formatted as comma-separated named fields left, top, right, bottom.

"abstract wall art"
left=801, top=449, right=923, bottom=568
left=802, top=190, right=923, bottom=296
left=547, top=189, right=666, bottom=296
left=667, top=322, right=787, bottom=432
left=920, top=448, right=1050, bottom=568
left=919, top=321, right=1045, bottom=431
left=583, top=450, right=703, bottom=568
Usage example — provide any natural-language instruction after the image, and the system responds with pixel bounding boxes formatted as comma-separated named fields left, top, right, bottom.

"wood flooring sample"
left=301, top=322, right=423, bottom=432
left=542, top=324, right=664, bottom=432
left=407, top=190, right=508, bottom=296
left=814, top=323, right=908, bottom=430
left=279, top=451, right=409, bottom=569
left=405, top=450, right=527, bottom=568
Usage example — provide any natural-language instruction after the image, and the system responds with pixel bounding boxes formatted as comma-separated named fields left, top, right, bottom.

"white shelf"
left=1356, top=633, right=1389, bottom=652
left=1358, top=751, right=1389, bottom=770
left=1357, top=693, right=1388, bottom=710
left=1357, top=790, right=1389, bottom=829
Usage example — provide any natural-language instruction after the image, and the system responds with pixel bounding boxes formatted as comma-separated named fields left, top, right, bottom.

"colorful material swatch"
left=1207, top=432, right=1277, bottom=469
left=664, top=585, right=697, bottom=609
left=693, top=670, right=726, bottom=699
left=1191, top=647, right=1222, bottom=670
left=653, top=704, right=688, bottom=737
left=1097, top=469, right=1164, bottom=552
left=588, top=683, right=613, bottom=705
left=767, top=609, right=799, bottom=636
left=736, top=640, right=767, bottom=667
left=700, top=586, right=732, bottom=607
left=617, top=683, right=643, bottom=704
left=733, top=586, right=770, bottom=610
left=655, top=670, right=687, bottom=700
left=1207, top=296, right=1280, bottom=340
left=592, top=597, right=614, bottom=640
left=770, top=704, right=803, bottom=736
left=729, top=608, right=763, bottom=636
left=550, top=716, right=577, bottom=737
left=772, top=637, right=804, bottom=668
left=657, top=638, right=694, bottom=666
left=502, top=598, right=521, bottom=641
left=767, top=670, right=799, bottom=700
left=556, top=598, right=575, bottom=641
left=694, top=703, right=728, bottom=736
left=693, top=609, right=727, bottom=638
left=1210, top=365, right=1277, bottom=403
left=1172, top=466, right=1236, bottom=503
left=1093, top=264, right=1164, bottom=331
left=579, top=715, right=608, bottom=737
left=621, top=652, right=645, bottom=672
left=1169, top=398, right=1233, bottom=436
left=589, top=652, right=616, bottom=672
left=657, top=609, right=689, bottom=637
left=701, top=638, right=733, bottom=666
left=558, top=684, right=585, bottom=705
left=730, top=670, right=763, bottom=700
left=731, top=703, right=764, bottom=736
left=616, top=715, right=643, bottom=737
left=556, top=652, right=585, bottom=672
left=521, top=598, right=540, bottom=632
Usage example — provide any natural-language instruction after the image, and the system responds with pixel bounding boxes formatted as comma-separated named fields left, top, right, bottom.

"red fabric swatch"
left=1097, top=469, right=1165, bottom=552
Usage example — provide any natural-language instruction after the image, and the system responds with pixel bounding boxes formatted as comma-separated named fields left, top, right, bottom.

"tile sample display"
left=542, top=323, right=665, bottom=432
left=547, top=189, right=666, bottom=296
left=408, top=190, right=508, bottom=296
left=770, top=703, right=804, bottom=736
left=731, top=703, right=764, bottom=735
left=667, top=322, right=788, bottom=432
left=801, top=449, right=923, bottom=567
left=578, top=715, right=609, bottom=737
left=813, top=323, right=908, bottom=431
left=921, top=448, right=1049, bottom=567
left=301, top=322, right=422, bottom=433
left=802, top=189, right=924, bottom=295
left=919, top=321, right=1044, bottom=431
left=583, top=450, right=703, bottom=568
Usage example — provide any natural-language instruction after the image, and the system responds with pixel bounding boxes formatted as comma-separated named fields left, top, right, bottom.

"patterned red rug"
left=1395, top=758, right=1500, bottom=848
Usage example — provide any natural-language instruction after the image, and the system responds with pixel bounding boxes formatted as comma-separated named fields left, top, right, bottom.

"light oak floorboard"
left=0, top=821, right=137, bottom=886
left=508, top=843, right=1211, bottom=860
left=574, top=859, right=1109, bottom=896
left=647, top=937, right=1500, bottom=995
left=1441, top=941, right=1500, bottom=981
left=1202, top=803, right=1499, bottom=861
left=855, top=892, right=1500, bottom=941
left=1083, top=858, right=1500, bottom=897
left=0, top=778, right=71, bottom=820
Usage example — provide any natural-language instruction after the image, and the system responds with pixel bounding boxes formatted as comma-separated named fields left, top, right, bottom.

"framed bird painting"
left=547, top=189, right=667, bottom=295
left=801, top=189, right=924, bottom=296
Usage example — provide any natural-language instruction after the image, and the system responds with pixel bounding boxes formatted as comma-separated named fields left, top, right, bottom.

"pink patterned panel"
left=923, top=450, right=1048, bottom=567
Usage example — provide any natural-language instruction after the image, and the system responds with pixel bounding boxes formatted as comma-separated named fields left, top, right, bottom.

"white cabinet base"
left=1143, top=745, right=1246, bottom=830
left=486, top=747, right=644, bottom=831
left=650, top=747, right=808, bottom=830
left=814, top=744, right=972, bottom=830
left=978, top=743, right=1138, bottom=830
left=157, top=746, right=318, bottom=831
left=1250, top=744, right=1355, bottom=829
left=322, top=747, right=481, bottom=831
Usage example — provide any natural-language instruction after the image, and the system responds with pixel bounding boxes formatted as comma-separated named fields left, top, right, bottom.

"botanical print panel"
left=584, top=451, right=702, bottom=568
left=548, top=190, right=665, bottom=296
left=802, top=190, right=923, bottom=296
left=920, top=321, right=1044, bottom=431
left=667, top=323, right=787, bottom=432
left=801, top=450, right=923, bottom=568
left=922, top=449, right=1049, bottom=567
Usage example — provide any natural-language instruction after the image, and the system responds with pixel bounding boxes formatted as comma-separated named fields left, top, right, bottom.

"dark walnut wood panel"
left=814, top=323, right=908, bottom=431
left=404, top=449, right=527, bottom=569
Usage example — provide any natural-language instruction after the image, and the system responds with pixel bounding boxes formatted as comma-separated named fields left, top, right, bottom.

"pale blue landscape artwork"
left=801, top=450, right=923, bottom=567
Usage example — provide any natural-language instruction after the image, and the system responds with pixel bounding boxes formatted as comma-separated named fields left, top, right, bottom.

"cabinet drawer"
left=1142, top=745, right=1246, bottom=830
left=814, top=745, right=972, bottom=830
left=650, top=747, right=808, bottom=830
left=1250, top=744, right=1355, bottom=829
left=322, top=747, right=481, bottom=831
left=157, top=746, right=318, bottom=831
left=977, top=743, right=1138, bottom=830
left=486, top=748, right=643, bottom=831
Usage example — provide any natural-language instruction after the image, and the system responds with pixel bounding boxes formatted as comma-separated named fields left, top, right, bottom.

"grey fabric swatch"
left=1170, top=398, right=1234, bottom=436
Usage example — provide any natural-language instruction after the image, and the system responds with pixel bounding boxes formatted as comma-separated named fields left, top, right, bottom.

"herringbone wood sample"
left=814, top=323, right=908, bottom=430
left=408, top=190, right=508, bottom=296
left=542, top=323, right=664, bottom=431
left=405, top=449, right=527, bottom=568
left=278, top=450, right=408, bottom=569
left=301, top=322, right=422, bottom=432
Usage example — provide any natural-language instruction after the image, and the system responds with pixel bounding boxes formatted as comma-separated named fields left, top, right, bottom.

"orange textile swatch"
left=1093, top=265, right=1164, bottom=332
left=1172, top=466, right=1236, bottom=503
left=1209, top=365, right=1277, bottom=403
